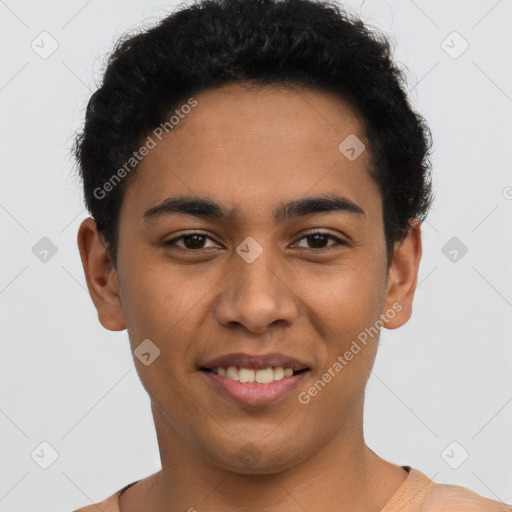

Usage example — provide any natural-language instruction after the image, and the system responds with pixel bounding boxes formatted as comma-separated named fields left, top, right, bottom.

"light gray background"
left=0, top=0, right=511, bottom=510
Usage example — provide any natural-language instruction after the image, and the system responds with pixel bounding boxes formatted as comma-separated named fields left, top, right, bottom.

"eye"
left=292, top=230, right=347, bottom=250
left=164, top=232, right=219, bottom=250
left=164, top=230, right=348, bottom=252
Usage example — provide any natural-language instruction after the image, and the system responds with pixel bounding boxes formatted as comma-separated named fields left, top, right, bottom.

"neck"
left=121, top=395, right=408, bottom=512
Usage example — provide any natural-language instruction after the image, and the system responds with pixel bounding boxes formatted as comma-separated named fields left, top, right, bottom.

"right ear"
left=77, top=218, right=126, bottom=331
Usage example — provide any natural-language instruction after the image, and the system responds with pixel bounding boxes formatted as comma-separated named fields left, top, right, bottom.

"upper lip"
left=200, top=352, right=310, bottom=371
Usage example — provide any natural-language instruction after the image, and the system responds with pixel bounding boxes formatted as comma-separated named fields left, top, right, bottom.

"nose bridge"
left=233, top=236, right=286, bottom=300
left=215, top=236, right=299, bottom=332
left=235, top=240, right=281, bottom=291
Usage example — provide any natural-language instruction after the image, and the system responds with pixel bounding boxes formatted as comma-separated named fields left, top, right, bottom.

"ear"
left=381, top=218, right=422, bottom=329
left=77, top=217, right=126, bottom=331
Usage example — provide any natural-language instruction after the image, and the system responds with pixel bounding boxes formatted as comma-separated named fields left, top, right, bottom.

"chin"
left=205, top=437, right=310, bottom=475
left=220, top=454, right=301, bottom=475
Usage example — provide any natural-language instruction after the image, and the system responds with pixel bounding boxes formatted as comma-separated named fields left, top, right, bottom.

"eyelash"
left=164, top=230, right=347, bottom=252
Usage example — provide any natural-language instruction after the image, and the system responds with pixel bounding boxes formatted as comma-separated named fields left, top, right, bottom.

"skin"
left=77, top=82, right=422, bottom=512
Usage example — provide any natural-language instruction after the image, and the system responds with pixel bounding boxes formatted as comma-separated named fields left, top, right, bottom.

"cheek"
left=300, top=262, right=385, bottom=396
left=299, top=279, right=382, bottom=422
left=119, top=256, right=200, bottom=336
left=304, top=261, right=385, bottom=337
left=118, top=259, right=219, bottom=381
left=118, top=266, right=200, bottom=410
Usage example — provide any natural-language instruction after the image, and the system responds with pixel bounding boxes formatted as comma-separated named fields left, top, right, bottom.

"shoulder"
left=405, top=467, right=512, bottom=512
left=71, top=480, right=139, bottom=512
left=71, top=493, right=119, bottom=512
left=425, top=478, right=512, bottom=511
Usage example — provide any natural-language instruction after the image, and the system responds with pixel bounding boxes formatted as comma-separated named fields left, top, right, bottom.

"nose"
left=213, top=246, right=299, bottom=334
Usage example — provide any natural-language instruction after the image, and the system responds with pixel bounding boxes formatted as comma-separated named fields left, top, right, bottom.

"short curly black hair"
left=74, top=0, right=433, bottom=268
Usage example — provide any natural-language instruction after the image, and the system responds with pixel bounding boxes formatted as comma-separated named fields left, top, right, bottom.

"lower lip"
left=200, top=370, right=309, bottom=406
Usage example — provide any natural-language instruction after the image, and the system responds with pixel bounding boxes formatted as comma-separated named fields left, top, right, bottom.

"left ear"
left=381, top=218, right=422, bottom=329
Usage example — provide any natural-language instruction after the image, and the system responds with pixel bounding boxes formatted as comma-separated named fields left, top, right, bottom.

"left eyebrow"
left=273, top=194, right=366, bottom=223
left=142, top=193, right=366, bottom=223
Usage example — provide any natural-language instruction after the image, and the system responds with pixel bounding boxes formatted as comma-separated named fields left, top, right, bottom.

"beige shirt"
left=72, top=466, right=512, bottom=512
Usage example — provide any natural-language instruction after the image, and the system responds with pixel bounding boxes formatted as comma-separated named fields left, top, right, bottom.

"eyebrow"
left=143, top=194, right=365, bottom=223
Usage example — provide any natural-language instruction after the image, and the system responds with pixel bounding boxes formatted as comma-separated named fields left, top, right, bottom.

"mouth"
left=199, top=352, right=311, bottom=406
left=200, top=366, right=308, bottom=384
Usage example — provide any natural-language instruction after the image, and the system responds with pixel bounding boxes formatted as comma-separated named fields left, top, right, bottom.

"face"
left=78, top=83, right=421, bottom=475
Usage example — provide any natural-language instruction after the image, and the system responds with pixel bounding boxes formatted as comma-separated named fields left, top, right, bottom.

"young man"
left=73, top=0, right=511, bottom=510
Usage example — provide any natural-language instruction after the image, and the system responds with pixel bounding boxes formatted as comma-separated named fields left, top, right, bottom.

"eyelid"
left=298, top=228, right=347, bottom=240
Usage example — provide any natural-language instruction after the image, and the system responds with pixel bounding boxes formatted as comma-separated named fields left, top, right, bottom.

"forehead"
left=160, top=82, right=366, bottom=155
left=122, top=82, right=380, bottom=223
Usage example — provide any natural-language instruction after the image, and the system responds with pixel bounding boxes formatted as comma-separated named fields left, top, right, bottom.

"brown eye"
left=165, top=233, right=217, bottom=250
left=293, top=231, right=347, bottom=250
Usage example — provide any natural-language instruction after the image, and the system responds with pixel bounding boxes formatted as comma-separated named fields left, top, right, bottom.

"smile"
left=200, top=367, right=310, bottom=406
left=203, top=366, right=306, bottom=384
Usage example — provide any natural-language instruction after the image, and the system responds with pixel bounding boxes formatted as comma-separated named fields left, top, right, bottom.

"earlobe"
left=381, top=218, right=422, bottom=330
left=77, top=218, right=126, bottom=331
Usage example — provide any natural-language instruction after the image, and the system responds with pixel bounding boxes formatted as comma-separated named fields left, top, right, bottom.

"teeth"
left=226, top=366, right=238, bottom=381
left=255, top=368, right=273, bottom=384
left=210, top=366, right=299, bottom=383
left=239, top=368, right=255, bottom=383
left=273, top=367, right=285, bottom=380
